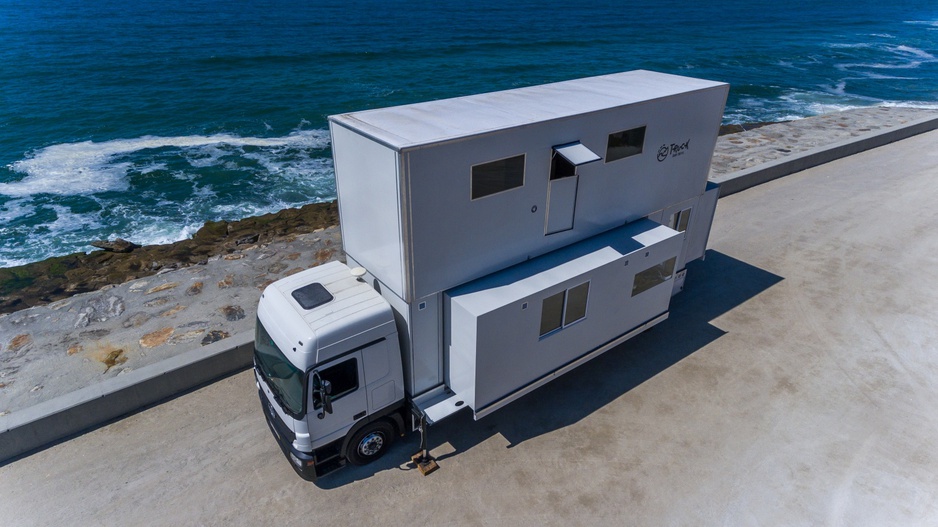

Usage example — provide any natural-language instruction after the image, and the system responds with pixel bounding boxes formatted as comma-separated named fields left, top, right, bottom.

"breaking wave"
left=0, top=129, right=336, bottom=267
left=2, top=130, right=330, bottom=197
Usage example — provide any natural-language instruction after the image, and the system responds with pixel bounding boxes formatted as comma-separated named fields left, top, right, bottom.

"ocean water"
left=1, top=0, right=936, bottom=267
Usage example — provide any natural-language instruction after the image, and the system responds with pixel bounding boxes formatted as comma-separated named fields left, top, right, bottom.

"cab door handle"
left=354, top=411, right=366, bottom=420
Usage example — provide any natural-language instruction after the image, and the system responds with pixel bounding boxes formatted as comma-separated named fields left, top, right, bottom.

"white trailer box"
left=330, top=70, right=728, bottom=396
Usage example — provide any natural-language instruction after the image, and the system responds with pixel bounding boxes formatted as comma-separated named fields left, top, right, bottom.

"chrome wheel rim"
left=358, top=432, right=385, bottom=457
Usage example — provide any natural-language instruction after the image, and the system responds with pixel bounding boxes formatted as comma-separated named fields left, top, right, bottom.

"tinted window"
left=564, top=282, right=590, bottom=325
left=631, top=257, right=677, bottom=297
left=313, top=358, right=359, bottom=408
left=539, top=291, right=565, bottom=337
left=254, top=320, right=305, bottom=416
left=606, top=126, right=646, bottom=162
left=670, top=208, right=691, bottom=232
left=472, top=154, right=525, bottom=199
left=540, top=282, right=591, bottom=337
left=550, top=152, right=576, bottom=180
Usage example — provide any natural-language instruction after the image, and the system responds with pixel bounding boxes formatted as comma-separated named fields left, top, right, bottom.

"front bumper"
left=257, top=388, right=318, bottom=481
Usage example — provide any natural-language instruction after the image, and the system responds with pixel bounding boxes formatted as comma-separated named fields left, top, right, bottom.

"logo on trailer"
left=657, top=140, right=690, bottom=162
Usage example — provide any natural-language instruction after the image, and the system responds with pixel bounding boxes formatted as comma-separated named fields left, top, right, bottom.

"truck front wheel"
left=347, top=420, right=395, bottom=466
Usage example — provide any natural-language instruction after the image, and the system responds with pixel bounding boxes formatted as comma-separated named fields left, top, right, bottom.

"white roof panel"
left=448, top=219, right=680, bottom=315
left=329, top=70, right=727, bottom=150
left=554, top=142, right=602, bottom=166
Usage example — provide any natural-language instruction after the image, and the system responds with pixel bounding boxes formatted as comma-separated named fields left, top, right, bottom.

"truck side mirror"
left=320, top=379, right=333, bottom=416
left=312, top=372, right=334, bottom=418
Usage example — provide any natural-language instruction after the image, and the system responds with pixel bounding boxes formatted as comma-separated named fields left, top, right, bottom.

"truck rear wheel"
left=347, top=420, right=394, bottom=466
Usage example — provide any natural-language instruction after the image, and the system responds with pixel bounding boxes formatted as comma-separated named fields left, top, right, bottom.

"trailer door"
left=545, top=142, right=601, bottom=235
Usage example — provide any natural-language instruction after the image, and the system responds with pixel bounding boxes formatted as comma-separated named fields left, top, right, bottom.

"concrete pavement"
left=1, top=126, right=937, bottom=525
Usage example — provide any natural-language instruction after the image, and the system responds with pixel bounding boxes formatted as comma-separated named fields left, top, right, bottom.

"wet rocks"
left=158, top=305, right=187, bottom=318
left=122, top=312, right=151, bottom=328
left=217, top=274, right=248, bottom=289
left=8, top=334, right=32, bottom=353
left=168, top=329, right=204, bottom=345
left=201, top=330, right=230, bottom=346
left=74, top=295, right=125, bottom=328
left=79, top=329, right=110, bottom=340
left=143, top=297, right=171, bottom=308
left=9, top=313, right=40, bottom=326
left=266, top=262, right=288, bottom=274
left=315, top=247, right=336, bottom=264
left=100, top=349, right=127, bottom=373
left=221, top=306, right=245, bottom=322
left=139, top=328, right=174, bottom=348
left=236, top=233, right=259, bottom=246
left=185, top=282, right=203, bottom=296
left=90, top=238, right=140, bottom=253
left=145, top=282, right=179, bottom=295
left=0, top=200, right=339, bottom=314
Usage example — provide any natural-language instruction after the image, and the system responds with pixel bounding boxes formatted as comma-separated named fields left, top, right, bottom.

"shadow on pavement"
left=317, top=250, right=782, bottom=488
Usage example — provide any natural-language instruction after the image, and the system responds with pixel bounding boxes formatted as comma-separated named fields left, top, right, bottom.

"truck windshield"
left=254, top=319, right=305, bottom=417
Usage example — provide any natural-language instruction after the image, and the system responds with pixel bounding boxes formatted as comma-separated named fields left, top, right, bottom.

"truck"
left=253, top=70, right=729, bottom=481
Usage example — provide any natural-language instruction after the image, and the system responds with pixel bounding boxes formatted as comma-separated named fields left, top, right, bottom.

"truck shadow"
left=317, top=249, right=782, bottom=488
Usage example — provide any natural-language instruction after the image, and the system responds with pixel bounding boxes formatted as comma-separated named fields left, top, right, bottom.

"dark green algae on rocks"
left=0, top=201, right=339, bottom=315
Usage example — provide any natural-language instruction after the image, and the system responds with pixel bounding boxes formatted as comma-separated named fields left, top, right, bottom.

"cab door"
left=307, top=351, right=367, bottom=447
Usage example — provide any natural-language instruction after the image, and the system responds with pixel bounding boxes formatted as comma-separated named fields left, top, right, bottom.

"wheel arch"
left=339, top=402, right=407, bottom=459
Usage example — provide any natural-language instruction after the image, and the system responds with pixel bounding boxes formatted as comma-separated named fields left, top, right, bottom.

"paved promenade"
left=1, top=122, right=937, bottom=525
left=1, top=105, right=937, bottom=456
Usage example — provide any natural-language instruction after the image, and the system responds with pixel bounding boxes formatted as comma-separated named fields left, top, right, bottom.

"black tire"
left=346, top=420, right=395, bottom=466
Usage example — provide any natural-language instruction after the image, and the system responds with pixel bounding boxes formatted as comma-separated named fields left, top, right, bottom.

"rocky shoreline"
left=0, top=201, right=338, bottom=315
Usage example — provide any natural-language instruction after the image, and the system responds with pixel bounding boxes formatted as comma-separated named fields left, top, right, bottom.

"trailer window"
left=539, top=281, right=591, bottom=337
left=632, top=257, right=677, bottom=297
left=539, top=291, right=565, bottom=336
left=669, top=208, right=692, bottom=232
left=606, top=126, right=646, bottom=162
left=313, top=358, right=359, bottom=409
left=471, top=154, right=525, bottom=200
left=564, top=282, right=590, bottom=325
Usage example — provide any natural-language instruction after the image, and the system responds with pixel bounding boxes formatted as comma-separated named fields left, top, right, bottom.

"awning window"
left=553, top=142, right=601, bottom=166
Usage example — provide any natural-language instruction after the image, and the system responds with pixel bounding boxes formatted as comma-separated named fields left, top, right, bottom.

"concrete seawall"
left=1, top=333, right=252, bottom=462
left=2, top=106, right=938, bottom=463
left=710, top=109, right=938, bottom=196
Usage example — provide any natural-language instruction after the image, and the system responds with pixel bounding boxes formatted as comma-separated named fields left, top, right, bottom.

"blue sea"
left=1, top=0, right=936, bottom=267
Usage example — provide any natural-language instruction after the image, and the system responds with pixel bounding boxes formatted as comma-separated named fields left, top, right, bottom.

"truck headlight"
left=290, top=453, right=302, bottom=467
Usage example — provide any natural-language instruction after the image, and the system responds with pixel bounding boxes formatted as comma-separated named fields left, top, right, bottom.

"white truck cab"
left=255, top=261, right=406, bottom=479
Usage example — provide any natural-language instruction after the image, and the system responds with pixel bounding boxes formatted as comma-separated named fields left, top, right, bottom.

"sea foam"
left=2, top=130, right=330, bottom=198
left=0, top=129, right=336, bottom=267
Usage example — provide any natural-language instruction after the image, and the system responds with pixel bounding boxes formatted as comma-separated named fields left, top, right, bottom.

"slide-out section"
left=446, top=219, right=683, bottom=416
